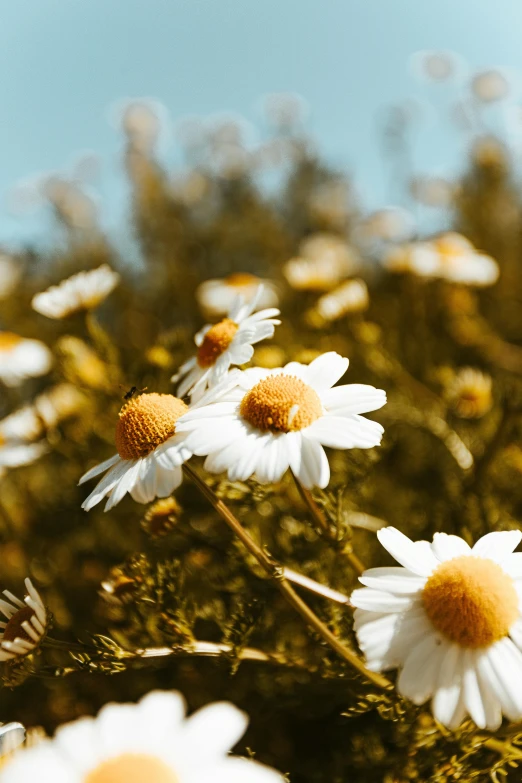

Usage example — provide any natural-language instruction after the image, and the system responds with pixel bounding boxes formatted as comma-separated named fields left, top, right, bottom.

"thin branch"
left=292, top=473, right=365, bottom=576
left=183, top=463, right=391, bottom=691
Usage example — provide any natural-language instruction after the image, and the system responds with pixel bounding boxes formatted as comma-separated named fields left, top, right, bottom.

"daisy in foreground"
left=0, top=333, right=52, bottom=387
left=351, top=527, right=522, bottom=730
left=176, top=351, right=386, bottom=488
left=0, top=690, right=284, bottom=783
left=0, top=579, right=48, bottom=663
left=172, top=286, right=280, bottom=402
left=79, top=392, right=192, bottom=511
left=31, top=264, right=120, bottom=319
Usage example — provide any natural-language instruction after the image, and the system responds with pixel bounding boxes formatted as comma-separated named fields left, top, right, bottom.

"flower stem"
left=292, top=473, right=365, bottom=576
left=183, top=463, right=391, bottom=690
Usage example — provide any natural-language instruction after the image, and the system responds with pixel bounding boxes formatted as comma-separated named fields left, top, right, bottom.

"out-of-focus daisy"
left=79, top=392, right=192, bottom=511
left=471, top=69, right=511, bottom=103
left=284, top=233, right=358, bottom=292
left=0, top=254, right=21, bottom=301
left=0, top=689, right=284, bottom=783
left=384, top=234, right=499, bottom=286
left=196, top=274, right=279, bottom=318
left=0, top=440, right=46, bottom=480
left=471, top=135, right=508, bottom=170
left=445, top=367, right=493, bottom=419
left=351, top=527, right=522, bottom=730
left=32, top=264, right=120, bottom=320
left=410, top=176, right=456, bottom=208
left=0, top=385, right=86, bottom=444
left=411, top=50, right=462, bottom=83
left=0, top=723, right=26, bottom=760
left=172, top=288, right=280, bottom=402
left=308, top=279, right=370, bottom=325
left=141, top=496, right=182, bottom=538
left=0, top=333, right=52, bottom=388
left=353, top=207, right=415, bottom=247
left=0, top=579, right=48, bottom=663
left=176, top=352, right=386, bottom=489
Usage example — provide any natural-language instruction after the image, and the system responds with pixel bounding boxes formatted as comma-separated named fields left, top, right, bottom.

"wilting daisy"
left=31, top=264, right=120, bottom=319
left=384, top=233, right=499, bottom=287
left=0, top=689, right=284, bottom=783
left=0, top=579, right=48, bottom=663
left=351, top=527, right=522, bottom=730
left=172, top=288, right=280, bottom=402
left=176, top=352, right=386, bottom=489
left=196, top=273, right=279, bottom=318
left=80, top=392, right=192, bottom=511
left=0, top=333, right=52, bottom=388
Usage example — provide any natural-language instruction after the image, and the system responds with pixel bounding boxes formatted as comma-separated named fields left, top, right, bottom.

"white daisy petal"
left=483, top=638, right=522, bottom=721
left=472, top=530, right=522, bottom=562
left=297, top=437, right=330, bottom=489
left=358, top=567, right=426, bottom=594
left=321, top=384, right=387, bottom=414
left=397, top=633, right=445, bottom=705
left=78, top=454, right=120, bottom=485
left=431, top=533, right=471, bottom=562
left=376, top=528, right=439, bottom=576
left=350, top=588, right=417, bottom=613
left=432, top=644, right=464, bottom=728
left=303, top=352, right=349, bottom=391
left=182, top=702, right=247, bottom=758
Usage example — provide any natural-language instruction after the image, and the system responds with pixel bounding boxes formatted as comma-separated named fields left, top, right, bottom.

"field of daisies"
left=2, top=56, right=522, bottom=782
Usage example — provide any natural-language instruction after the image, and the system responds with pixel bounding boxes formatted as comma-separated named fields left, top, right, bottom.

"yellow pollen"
left=0, top=333, right=22, bottom=351
left=240, top=374, right=323, bottom=433
left=115, top=393, right=188, bottom=460
left=3, top=606, right=37, bottom=645
left=226, top=272, right=257, bottom=287
left=85, top=754, right=179, bottom=783
left=197, top=318, right=238, bottom=368
left=422, top=556, right=519, bottom=648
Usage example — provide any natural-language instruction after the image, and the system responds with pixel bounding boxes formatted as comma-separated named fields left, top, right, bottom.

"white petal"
left=462, top=649, right=488, bottom=729
left=482, top=638, right=522, bottom=721
left=431, top=533, right=471, bottom=562
left=296, top=436, right=330, bottom=489
left=398, top=633, right=445, bottom=705
left=78, top=454, right=120, bottom=485
left=321, top=384, right=387, bottom=415
left=472, top=530, right=522, bottom=562
left=81, top=459, right=130, bottom=511
left=377, top=527, right=439, bottom=576
left=181, top=702, right=247, bottom=757
left=358, top=567, right=425, bottom=594
left=306, top=414, right=383, bottom=449
left=304, top=352, right=349, bottom=391
left=502, top=553, right=522, bottom=578
left=350, top=588, right=417, bottom=613
left=432, top=644, right=464, bottom=728
left=104, top=460, right=141, bottom=510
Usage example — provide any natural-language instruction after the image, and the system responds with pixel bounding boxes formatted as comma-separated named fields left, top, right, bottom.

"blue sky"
left=2, top=0, right=522, bottom=247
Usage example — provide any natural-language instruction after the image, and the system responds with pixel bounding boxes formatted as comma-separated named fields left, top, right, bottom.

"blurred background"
left=3, top=0, right=522, bottom=248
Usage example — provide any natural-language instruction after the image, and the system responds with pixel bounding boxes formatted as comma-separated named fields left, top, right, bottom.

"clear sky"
left=2, top=0, right=522, bottom=247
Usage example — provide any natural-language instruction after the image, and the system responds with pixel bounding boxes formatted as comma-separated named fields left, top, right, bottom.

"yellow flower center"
left=422, top=556, right=519, bottom=648
left=197, top=318, right=238, bottom=368
left=240, top=375, right=323, bottom=433
left=115, top=393, right=188, bottom=461
left=85, top=754, right=178, bottom=783
left=226, top=272, right=258, bottom=287
left=3, top=606, right=37, bottom=646
left=0, top=333, right=22, bottom=351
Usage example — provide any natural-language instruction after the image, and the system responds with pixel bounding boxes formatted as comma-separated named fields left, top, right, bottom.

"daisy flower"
left=79, top=392, right=192, bottom=511
left=0, top=689, right=284, bottom=783
left=31, top=264, right=120, bottom=319
left=0, top=579, right=48, bottom=663
left=445, top=367, right=493, bottom=419
left=0, top=333, right=52, bottom=387
left=384, top=233, right=499, bottom=287
left=172, top=287, right=280, bottom=402
left=351, top=527, right=522, bottom=730
left=471, top=69, right=511, bottom=103
left=311, top=279, right=369, bottom=324
left=196, top=273, right=279, bottom=318
left=0, top=440, right=47, bottom=480
left=176, top=352, right=386, bottom=489
left=283, top=233, right=357, bottom=292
